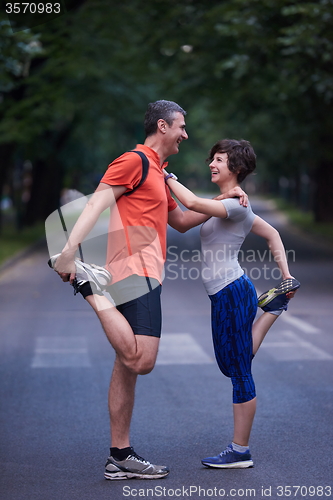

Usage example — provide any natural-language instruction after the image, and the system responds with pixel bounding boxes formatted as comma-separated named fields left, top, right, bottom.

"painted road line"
left=260, top=330, right=332, bottom=361
left=31, top=336, right=91, bottom=368
left=156, top=333, right=213, bottom=365
left=280, top=313, right=321, bottom=334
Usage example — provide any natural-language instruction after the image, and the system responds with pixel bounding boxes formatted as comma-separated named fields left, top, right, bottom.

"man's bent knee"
left=123, top=353, right=157, bottom=375
left=125, top=336, right=159, bottom=375
left=137, top=358, right=156, bottom=375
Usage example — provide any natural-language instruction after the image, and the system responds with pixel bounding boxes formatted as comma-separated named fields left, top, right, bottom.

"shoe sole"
left=202, top=460, right=253, bottom=469
left=258, top=278, right=300, bottom=308
left=104, top=471, right=127, bottom=480
left=104, top=471, right=169, bottom=480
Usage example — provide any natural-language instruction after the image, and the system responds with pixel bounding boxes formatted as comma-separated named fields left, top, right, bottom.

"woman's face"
left=209, top=152, right=236, bottom=185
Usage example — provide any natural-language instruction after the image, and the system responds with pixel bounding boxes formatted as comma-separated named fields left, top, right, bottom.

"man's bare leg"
left=109, top=356, right=137, bottom=449
left=85, top=294, right=160, bottom=449
left=109, top=336, right=160, bottom=448
left=85, top=294, right=158, bottom=374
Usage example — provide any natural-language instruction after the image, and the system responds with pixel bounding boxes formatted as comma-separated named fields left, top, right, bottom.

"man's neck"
left=144, top=137, right=166, bottom=166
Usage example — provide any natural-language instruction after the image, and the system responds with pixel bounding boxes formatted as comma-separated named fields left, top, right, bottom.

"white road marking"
left=260, top=330, right=332, bottom=361
left=156, top=333, right=213, bottom=365
left=280, top=313, right=321, bottom=334
left=31, top=337, right=91, bottom=368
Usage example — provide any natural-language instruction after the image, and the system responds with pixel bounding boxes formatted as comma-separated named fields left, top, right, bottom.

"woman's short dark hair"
left=144, top=100, right=186, bottom=138
left=207, top=139, right=256, bottom=183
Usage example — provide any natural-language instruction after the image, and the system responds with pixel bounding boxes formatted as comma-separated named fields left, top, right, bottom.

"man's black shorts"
left=79, top=275, right=162, bottom=338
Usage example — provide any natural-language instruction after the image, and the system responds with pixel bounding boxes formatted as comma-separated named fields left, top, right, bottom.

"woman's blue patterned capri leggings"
left=209, top=274, right=258, bottom=404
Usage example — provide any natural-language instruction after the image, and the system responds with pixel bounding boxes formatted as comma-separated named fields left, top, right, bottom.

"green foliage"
left=1, top=0, right=333, bottom=224
left=0, top=19, right=43, bottom=92
left=274, top=197, right=333, bottom=242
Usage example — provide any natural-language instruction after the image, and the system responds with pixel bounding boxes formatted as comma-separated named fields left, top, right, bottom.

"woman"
left=164, top=139, right=299, bottom=469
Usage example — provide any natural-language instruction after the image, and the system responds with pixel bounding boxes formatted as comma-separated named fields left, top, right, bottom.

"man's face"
left=164, top=112, right=188, bottom=155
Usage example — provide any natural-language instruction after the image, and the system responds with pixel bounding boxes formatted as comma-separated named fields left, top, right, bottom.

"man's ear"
left=157, top=119, right=167, bottom=134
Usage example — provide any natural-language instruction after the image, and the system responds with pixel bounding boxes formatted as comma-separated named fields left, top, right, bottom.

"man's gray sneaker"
left=103, top=461, right=127, bottom=480
left=104, top=448, right=170, bottom=480
left=48, top=253, right=111, bottom=295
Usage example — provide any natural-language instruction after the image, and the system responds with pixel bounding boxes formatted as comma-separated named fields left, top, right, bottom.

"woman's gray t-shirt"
left=200, top=198, right=256, bottom=296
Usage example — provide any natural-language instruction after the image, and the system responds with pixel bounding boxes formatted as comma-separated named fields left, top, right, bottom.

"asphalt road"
left=1, top=198, right=332, bottom=500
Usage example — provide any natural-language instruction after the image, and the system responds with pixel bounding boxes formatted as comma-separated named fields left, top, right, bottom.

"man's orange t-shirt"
left=100, top=144, right=177, bottom=285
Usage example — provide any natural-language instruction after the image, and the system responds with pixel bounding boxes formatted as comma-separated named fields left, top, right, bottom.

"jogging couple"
left=49, top=100, right=299, bottom=478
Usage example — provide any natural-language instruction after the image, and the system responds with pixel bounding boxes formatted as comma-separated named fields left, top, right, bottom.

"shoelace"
left=219, top=446, right=233, bottom=457
left=128, top=451, right=150, bottom=465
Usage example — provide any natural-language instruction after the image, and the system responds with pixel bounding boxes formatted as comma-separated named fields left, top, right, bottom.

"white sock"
left=232, top=442, right=249, bottom=453
left=268, top=309, right=283, bottom=316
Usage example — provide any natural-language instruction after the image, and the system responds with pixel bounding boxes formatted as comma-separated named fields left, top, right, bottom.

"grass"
left=0, top=217, right=45, bottom=268
left=273, top=198, right=333, bottom=243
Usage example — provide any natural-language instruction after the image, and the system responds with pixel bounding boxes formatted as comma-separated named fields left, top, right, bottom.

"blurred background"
left=1, top=0, right=333, bottom=263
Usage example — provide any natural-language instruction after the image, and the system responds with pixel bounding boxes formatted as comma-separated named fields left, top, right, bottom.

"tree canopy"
left=1, top=0, right=333, bottom=226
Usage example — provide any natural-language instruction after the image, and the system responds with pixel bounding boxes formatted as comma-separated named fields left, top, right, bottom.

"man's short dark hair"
left=207, top=139, right=256, bottom=183
left=144, top=100, right=186, bottom=138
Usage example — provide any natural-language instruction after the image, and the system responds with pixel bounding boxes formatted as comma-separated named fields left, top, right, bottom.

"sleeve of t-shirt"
left=166, top=184, right=178, bottom=212
left=100, top=152, right=142, bottom=192
left=221, top=198, right=256, bottom=223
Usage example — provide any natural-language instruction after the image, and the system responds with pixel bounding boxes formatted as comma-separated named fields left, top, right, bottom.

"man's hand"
left=54, top=251, right=76, bottom=284
left=214, top=187, right=248, bottom=207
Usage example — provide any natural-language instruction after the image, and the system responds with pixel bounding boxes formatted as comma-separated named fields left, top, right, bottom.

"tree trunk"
left=24, top=125, right=74, bottom=225
left=24, top=156, right=63, bottom=226
left=313, top=159, right=333, bottom=223
left=0, top=144, right=14, bottom=233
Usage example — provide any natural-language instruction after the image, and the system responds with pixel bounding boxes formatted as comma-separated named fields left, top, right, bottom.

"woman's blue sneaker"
left=201, top=444, right=253, bottom=469
left=258, top=277, right=300, bottom=312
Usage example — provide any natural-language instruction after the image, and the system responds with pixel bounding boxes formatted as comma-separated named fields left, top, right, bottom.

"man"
left=52, top=100, right=245, bottom=479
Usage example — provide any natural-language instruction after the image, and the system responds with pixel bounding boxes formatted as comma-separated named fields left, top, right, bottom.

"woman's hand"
left=214, top=187, right=248, bottom=206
